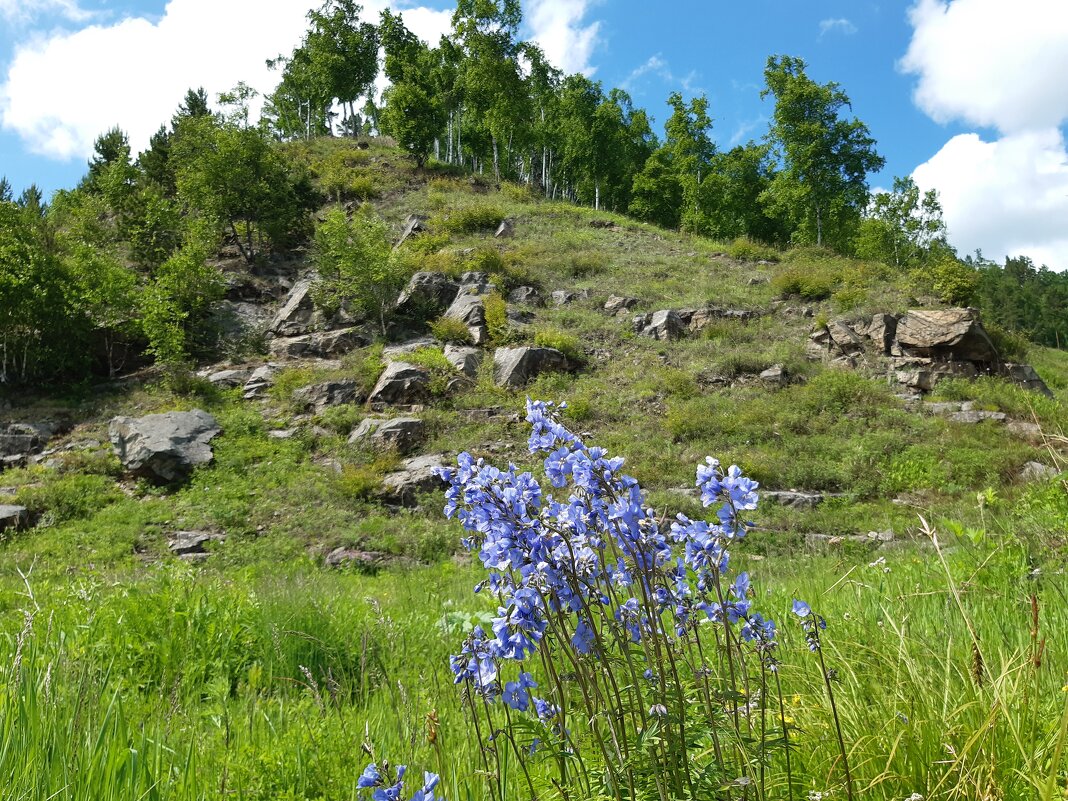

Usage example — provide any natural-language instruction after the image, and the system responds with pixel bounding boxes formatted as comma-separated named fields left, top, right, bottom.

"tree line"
left=1, top=0, right=1065, bottom=386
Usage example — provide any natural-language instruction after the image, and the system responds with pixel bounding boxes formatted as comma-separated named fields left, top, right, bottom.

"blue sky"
left=2, top=0, right=1067, bottom=269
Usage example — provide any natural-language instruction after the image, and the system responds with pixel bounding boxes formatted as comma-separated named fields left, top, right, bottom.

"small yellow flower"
left=792, top=694, right=802, bottom=706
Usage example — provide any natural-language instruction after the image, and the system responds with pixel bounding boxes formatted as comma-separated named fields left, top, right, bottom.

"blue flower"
left=358, top=763, right=382, bottom=789
left=503, top=672, right=538, bottom=712
left=792, top=599, right=811, bottom=618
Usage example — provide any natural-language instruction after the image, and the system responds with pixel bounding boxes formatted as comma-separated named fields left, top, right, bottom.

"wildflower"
left=410, top=772, right=443, bottom=801
left=503, top=672, right=538, bottom=712
left=792, top=599, right=811, bottom=618
left=649, top=703, right=668, bottom=718
left=358, top=764, right=382, bottom=789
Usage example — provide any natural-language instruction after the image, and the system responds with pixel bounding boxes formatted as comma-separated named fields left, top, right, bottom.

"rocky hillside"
left=1, top=140, right=1066, bottom=568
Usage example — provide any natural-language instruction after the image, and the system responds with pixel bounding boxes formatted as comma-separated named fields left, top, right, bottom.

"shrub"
left=438, top=204, right=505, bottom=234
left=533, top=327, right=582, bottom=362
left=925, top=257, right=979, bottom=305
left=484, top=292, right=509, bottom=342
left=429, top=316, right=474, bottom=345
left=405, top=346, right=458, bottom=396
left=726, top=236, right=780, bottom=262
left=317, top=404, right=364, bottom=435
left=16, top=474, right=125, bottom=524
left=565, top=252, right=607, bottom=278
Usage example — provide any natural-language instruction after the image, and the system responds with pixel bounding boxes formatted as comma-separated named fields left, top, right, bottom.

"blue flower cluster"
left=792, top=599, right=828, bottom=651
left=358, top=763, right=442, bottom=801
left=436, top=399, right=780, bottom=722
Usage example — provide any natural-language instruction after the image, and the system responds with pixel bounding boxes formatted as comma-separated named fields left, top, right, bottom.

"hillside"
left=1, top=138, right=1066, bottom=800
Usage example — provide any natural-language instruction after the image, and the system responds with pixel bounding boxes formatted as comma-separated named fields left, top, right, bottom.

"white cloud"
left=525, top=0, right=600, bottom=76
left=901, top=0, right=1068, bottom=270
left=621, top=54, right=704, bottom=97
left=913, top=130, right=1068, bottom=269
left=900, top=0, right=1068, bottom=132
left=818, top=18, right=857, bottom=38
left=0, top=0, right=452, bottom=161
left=0, top=0, right=94, bottom=23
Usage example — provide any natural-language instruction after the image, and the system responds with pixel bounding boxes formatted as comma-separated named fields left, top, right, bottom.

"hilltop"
left=1, top=135, right=1065, bottom=568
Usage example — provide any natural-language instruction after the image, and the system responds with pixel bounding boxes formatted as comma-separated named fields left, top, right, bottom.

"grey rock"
left=395, top=271, right=458, bottom=316
left=348, top=417, right=425, bottom=453
left=687, top=307, right=759, bottom=333
left=551, top=289, right=588, bottom=306
left=492, top=346, right=570, bottom=388
left=381, top=453, right=450, bottom=506
left=1018, top=461, right=1059, bottom=482
left=762, top=490, right=827, bottom=509
left=368, top=361, right=430, bottom=405
left=0, top=422, right=53, bottom=457
left=444, top=345, right=483, bottom=378
left=0, top=504, right=28, bottom=531
left=269, top=278, right=316, bottom=336
left=382, top=336, right=438, bottom=359
left=924, top=401, right=966, bottom=415
left=396, top=214, right=429, bottom=249
left=457, top=271, right=493, bottom=296
left=242, top=363, right=281, bottom=399
left=494, top=219, right=514, bottom=238
left=604, top=295, right=639, bottom=314
left=109, top=410, right=221, bottom=482
left=895, top=308, right=997, bottom=362
left=509, top=286, right=541, bottom=305
left=759, top=364, right=788, bottom=386
left=865, top=529, right=895, bottom=543
left=506, top=309, right=535, bottom=326
left=634, top=309, right=685, bottom=341
left=292, top=379, right=363, bottom=412
left=862, top=313, right=898, bottom=354
left=895, top=360, right=979, bottom=392
left=269, top=327, right=370, bottom=359
left=1000, top=363, right=1054, bottom=397
left=444, top=294, right=486, bottom=327
left=168, top=530, right=225, bottom=557
left=950, top=410, right=1008, bottom=424
left=267, top=429, right=297, bottom=440
left=204, top=368, right=250, bottom=388
left=1006, top=419, right=1044, bottom=439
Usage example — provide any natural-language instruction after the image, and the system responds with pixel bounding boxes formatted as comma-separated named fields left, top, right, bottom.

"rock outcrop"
left=395, top=271, right=458, bottom=317
left=381, top=454, right=450, bottom=506
left=292, top=379, right=364, bottom=412
left=444, top=345, right=483, bottom=378
left=493, top=347, right=570, bottom=388
left=0, top=504, right=28, bottom=531
left=368, top=362, right=430, bottom=406
left=633, top=310, right=685, bottom=341
left=348, top=417, right=425, bottom=453
left=109, top=409, right=221, bottom=482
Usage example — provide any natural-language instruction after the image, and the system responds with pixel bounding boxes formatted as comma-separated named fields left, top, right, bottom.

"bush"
left=438, top=204, right=505, bottom=234
left=318, top=404, right=364, bottom=435
left=533, top=328, right=582, bottom=362
left=565, top=252, right=607, bottom=278
left=484, top=292, right=509, bottom=342
left=726, top=236, right=780, bottom=262
left=429, top=316, right=474, bottom=345
left=925, top=257, right=978, bottom=305
left=405, top=346, right=458, bottom=396
left=16, top=474, right=124, bottom=524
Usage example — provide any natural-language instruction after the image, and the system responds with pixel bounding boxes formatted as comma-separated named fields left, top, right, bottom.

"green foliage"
left=725, top=236, right=779, bottom=262
left=315, top=148, right=376, bottom=201
left=312, top=205, right=411, bottom=335
left=483, top=291, right=509, bottom=342
left=405, top=346, right=458, bottom=396
left=761, top=55, right=884, bottom=249
left=429, top=315, right=474, bottom=344
left=925, top=256, right=979, bottom=305
left=972, top=254, right=1068, bottom=350
left=533, top=327, right=582, bottom=362
left=853, top=176, right=947, bottom=269
left=16, top=474, right=124, bottom=525
left=437, top=203, right=505, bottom=233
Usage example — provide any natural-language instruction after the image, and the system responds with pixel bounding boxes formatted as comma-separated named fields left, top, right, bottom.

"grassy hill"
left=0, top=138, right=1066, bottom=800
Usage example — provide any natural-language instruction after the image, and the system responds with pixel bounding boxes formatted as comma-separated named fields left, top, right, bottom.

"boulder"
left=348, top=417, right=425, bottom=453
left=687, top=307, right=759, bottom=333
left=862, top=313, right=898, bottom=354
left=493, top=346, right=570, bottom=388
left=292, top=379, right=364, bottom=412
left=895, top=308, right=997, bottom=362
left=759, top=364, right=788, bottom=386
left=243, top=364, right=281, bottom=399
left=395, top=271, right=458, bottom=316
left=762, top=490, right=827, bottom=510
left=396, top=214, right=429, bottom=249
left=1006, top=419, right=1044, bottom=439
left=382, top=336, right=438, bottom=359
left=895, top=360, right=979, bottom=392
left=269, top=279, right=316, bottom=336
left=0, top=504, right=28, bottom=531
left=109, top=409, right=221, bottom=482
left=444, top=344, right=483, bottom=378
left=1000, top=363, right=1054, bottom=397
left=0, top=422, right=52, bottom=457
left=509, top=286, right=541, bottom=305
left=204, top=368, right=250, bottom=388
left=604, top=295, right=639, bottom=314
left=1018, top=461, right=1059, bottom=482
left=269, top=327, right=370, bottom=359
left=381, top=453, right=450, bottom=506
left=551, top=289, right=589, bottom=306
left=168, top=530, right=225, bottom=558
left=368, top=361, right=430, bottom=406
left=950, top=410, right=1007, bottom=424
left=457, top=271, right=493, bottom=296
left=443, top=294, right=488, bottom=345
left=634, top=310, right=685, bottom=341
